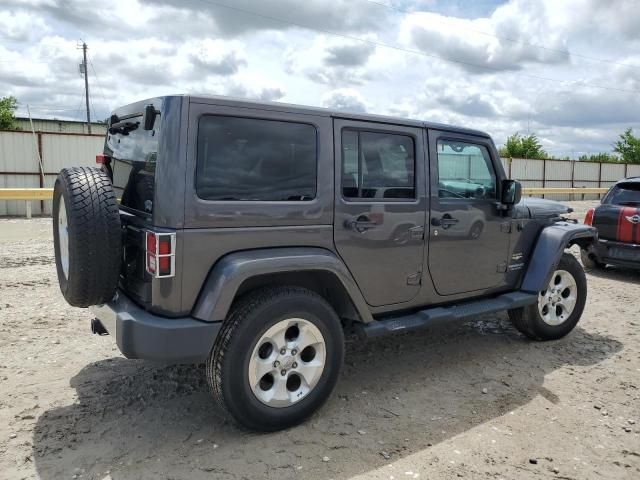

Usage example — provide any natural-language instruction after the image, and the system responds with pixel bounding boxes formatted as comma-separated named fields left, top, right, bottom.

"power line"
left=88, top=57, right=110, bottom=112
left=360, top=0, right=640, bottom=71
left=192, top=0, right=640, bottom=95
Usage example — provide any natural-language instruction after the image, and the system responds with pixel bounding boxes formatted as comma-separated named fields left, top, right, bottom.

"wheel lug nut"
left=280, top=348, right=286, bottom=355
left=291, top=349, right=297, bottom=355
left=292, top=362, right=297, bottom=368
left=273, top=361, right=280, bottom=367
left=280, top=370, right=286, bottom=376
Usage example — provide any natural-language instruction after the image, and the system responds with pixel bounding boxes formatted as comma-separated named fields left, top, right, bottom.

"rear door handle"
left=346, top=216, right=377, bottom=232
left=431, top=215, right=459, bottom=228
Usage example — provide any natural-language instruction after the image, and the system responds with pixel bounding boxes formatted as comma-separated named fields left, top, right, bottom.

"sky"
left=0, top=0, right=638, bottom=158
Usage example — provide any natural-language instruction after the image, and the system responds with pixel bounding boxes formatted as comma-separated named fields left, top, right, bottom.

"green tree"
left=613, top=128, right=640, bottom=164
left=499, top=133, right=548, bottom=159
left=0, top=96, right=18, bottom=130
left=578, top=153, right=620, bottom=163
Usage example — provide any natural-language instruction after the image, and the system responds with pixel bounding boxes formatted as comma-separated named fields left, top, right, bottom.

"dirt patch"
left=0, top=212, right=639, bottom=480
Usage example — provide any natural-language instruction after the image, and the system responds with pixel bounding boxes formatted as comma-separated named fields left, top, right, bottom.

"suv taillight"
left=96, top=154, right=111, bottom=164
left=584, top=207, right=595, bottom=226
left=145, top=231, right=176, bottom=278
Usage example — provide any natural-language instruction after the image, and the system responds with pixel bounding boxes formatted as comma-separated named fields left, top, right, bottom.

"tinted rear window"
left=196, top=116, right=317, bottom=201
left=106, top=115, right=160, bottom=214
left=603, top=182, right=640, bottom=206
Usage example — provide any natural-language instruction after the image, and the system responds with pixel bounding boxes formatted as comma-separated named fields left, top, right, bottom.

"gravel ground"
left=1, top=202, right=639, bottom=480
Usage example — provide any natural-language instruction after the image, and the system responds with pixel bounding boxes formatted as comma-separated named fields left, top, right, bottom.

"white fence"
left=502, top=157, right=640, bottom=201
left=0, top=130, right=103, bottom=216
left=2, top=129, right=640, bottom=216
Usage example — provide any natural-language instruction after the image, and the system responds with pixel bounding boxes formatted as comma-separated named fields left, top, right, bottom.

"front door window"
left=436, top=140, right=496, bottom=200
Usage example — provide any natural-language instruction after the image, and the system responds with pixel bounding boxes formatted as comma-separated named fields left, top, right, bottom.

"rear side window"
left=603, top=182, right=640, bottom=206
left=342, top=129, right=415, bottom=199
left=196, top=116, right=317, bottom=201
left=107, top=115, right=159, bottom=214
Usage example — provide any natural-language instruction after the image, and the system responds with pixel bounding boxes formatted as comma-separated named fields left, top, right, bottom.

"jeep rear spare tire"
left=53, top=167, right=121, bottom=307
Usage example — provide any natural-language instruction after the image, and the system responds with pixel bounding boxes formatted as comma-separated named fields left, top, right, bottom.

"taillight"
left=584, top=207, right=595, bottom=226
left=96, top=154, right=110, bottom=164
left=145, top=231, right=176, bottom=278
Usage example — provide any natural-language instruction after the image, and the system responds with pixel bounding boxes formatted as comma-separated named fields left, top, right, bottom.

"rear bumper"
left=586, top=239, right=640, bottom=269
left=91, top=291, right=222, bottom=363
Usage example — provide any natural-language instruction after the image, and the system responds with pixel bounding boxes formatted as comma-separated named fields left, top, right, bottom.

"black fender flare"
left=520, top=222, right=597, bottom=294
left=191, top=247, right=374, bottom=323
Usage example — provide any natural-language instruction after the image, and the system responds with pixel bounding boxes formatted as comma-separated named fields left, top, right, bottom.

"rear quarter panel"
left=179, top=100, right=335, bottom=313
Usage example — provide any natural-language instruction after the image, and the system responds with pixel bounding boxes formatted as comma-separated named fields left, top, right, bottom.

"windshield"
left=105, top=114, right=160, bottom=215
left=603, top=182, right=640, bottom=206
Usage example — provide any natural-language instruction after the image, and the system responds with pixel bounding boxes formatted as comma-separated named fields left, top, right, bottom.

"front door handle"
left=346, top=215, right=377, bottom=232
left=431, top=214, right=459, bottom=228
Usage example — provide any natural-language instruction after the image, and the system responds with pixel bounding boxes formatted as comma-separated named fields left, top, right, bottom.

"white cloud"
left=322, top=88, right=368, bottom=113
left=188, top=39, right=247, bottom=76
left=1, top=0, right=638, bottom=157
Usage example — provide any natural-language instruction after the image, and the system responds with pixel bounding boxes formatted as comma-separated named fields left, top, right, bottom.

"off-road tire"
left=206, top=286, right=344, bottom=431
left=508, top=253, right=587, bottom=341
left=580, top=249, right=605, bottom=270
left=53, top=167, right=121, bottom=307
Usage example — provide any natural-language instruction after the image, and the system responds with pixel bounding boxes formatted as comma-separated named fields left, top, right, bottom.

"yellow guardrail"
left=523, top=187, right=608, bottom=195
left=0, top=188, right=53, bottom=218
left=0, top=187, right=608, bottom=219
left=0, top=188, right=54, bottom=200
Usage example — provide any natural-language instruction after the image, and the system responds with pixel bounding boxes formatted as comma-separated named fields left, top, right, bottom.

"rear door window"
left=196, top=116, right=317, bottom=201
left=341, top=129, right=415, bottom=199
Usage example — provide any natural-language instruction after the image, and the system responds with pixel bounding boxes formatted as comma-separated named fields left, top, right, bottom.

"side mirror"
left=142, top=104, right=158, bottom=130
left=502, top=179, right=522, bottom=205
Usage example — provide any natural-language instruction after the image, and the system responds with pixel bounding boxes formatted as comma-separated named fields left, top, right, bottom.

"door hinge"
left=496, top=261, right=507, bottom=273
left=407, top=271, right=422, bottom=285
left=500, top=222, right=512, bottom=233
left=408, top=225, right=425, bottom=240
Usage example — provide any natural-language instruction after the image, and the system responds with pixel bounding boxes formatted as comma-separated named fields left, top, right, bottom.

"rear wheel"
left=508, top=253, right=587, bottom=340
left=206, top=287, right=344, bottom=431
left=580, top=249, right=605, bottom=270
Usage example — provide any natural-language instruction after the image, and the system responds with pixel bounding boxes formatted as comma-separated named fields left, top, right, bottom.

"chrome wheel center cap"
left=279, top=354, right=295, bottom=370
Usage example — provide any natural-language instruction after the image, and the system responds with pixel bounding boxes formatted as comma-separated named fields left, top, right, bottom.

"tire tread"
left=53, top=167, right=121, bottom=307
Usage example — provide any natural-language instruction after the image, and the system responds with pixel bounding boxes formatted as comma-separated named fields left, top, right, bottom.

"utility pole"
left=80, top=42, right=91, bottom=134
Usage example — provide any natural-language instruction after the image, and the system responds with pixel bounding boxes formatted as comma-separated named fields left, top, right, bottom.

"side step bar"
left=357, top=291, right=537, bottom=338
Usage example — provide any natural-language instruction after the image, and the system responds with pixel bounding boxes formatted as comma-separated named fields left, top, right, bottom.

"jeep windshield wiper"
left=109, top=121, right=140, bottom=135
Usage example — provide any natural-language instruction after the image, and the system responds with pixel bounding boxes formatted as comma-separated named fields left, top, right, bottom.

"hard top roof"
left=618, top=176, right=640, bottom=184
left=187, top=94, right=490, bottom=137
left=116, top=94, right=491, bottom=139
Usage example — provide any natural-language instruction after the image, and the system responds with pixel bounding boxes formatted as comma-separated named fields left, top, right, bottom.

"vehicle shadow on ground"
left=586, top=265, right=640, bottom=283
left=32, top=315, right=622, bottom=480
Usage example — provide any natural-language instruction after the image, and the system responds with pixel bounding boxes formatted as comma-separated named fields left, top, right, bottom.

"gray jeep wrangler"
left=52, top=95, right=596, bottom=431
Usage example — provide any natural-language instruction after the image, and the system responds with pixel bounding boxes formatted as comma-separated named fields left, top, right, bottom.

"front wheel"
left=580, top=249, right=605, bottom=270
left=508, top=253, right=587, bottom=340
left=206, top=287, right=344, bottom=431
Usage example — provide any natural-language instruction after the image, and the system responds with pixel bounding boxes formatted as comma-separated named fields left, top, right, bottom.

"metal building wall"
left=0, top=131, right=103, bottom=216
left=503, top=157, right=637, bottom=201
left=14, top=118, right=108, bottom=135
left=3, top=132, right=640, bottom=216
